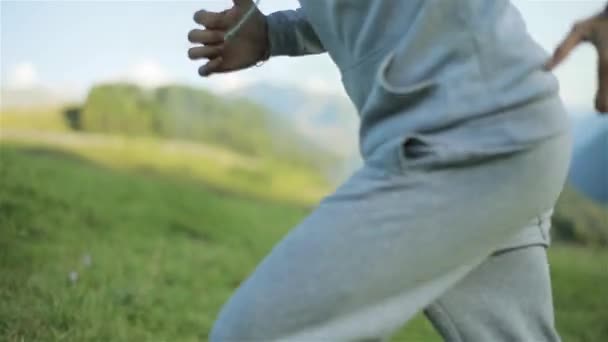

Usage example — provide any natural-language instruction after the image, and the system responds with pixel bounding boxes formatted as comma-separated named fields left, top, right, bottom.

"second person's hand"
left=545, top=8, right=608, bottom=114
left=188, top=0, right=269, bottom=77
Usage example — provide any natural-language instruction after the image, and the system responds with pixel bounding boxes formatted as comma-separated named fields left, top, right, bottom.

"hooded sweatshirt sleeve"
left=266, top=8, right=326, bottom=56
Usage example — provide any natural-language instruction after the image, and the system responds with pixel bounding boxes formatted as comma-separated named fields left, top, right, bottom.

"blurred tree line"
left=66, top=83, right=338, bottom=170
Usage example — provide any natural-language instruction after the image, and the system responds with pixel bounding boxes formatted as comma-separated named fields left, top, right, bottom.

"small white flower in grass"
left=68, top=271, right=79, bottom=284
left=82, top=254, right=92, bottom=267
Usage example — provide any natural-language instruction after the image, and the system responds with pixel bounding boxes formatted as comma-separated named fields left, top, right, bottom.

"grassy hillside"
left=0, top=144, right=309, bottom=341
left=0, top=129, right=330, bottom=206
left=0, top=107, right=69, bottom=132
left=1, top=145, right=607, bottom=341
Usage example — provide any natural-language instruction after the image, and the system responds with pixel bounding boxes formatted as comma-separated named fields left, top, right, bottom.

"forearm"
left=266, top=8, right=326, bottom=57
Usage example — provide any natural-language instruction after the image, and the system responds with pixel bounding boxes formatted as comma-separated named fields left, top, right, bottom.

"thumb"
left=544, top=22, right=588, bottom=71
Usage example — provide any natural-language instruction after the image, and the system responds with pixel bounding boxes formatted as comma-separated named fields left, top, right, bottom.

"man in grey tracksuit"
left=187, top=0, right=608, bottom=340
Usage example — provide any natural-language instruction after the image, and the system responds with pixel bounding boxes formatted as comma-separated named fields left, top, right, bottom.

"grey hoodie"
left=266, top=0, right=570, bottom=165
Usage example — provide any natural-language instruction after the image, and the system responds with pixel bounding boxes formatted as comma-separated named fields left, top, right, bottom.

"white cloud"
left=213, top=72, right=254, bottom=93
left=105, top=59, right=174, bottom=88
left=127, top=60, right=173, bottom=88
left=7, top=62, right=39, bottom=89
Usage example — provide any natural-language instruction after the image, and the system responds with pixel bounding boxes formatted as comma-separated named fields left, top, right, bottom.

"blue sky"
left=0, top=0, right=604, bottom=113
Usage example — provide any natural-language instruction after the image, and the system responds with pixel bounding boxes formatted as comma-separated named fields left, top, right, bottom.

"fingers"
left=545, top=22, right=589, bottom=71
left=188, top=29, right=224, bottom=45
left=199, top=57, right=224, bottom=77
left=193, top=9, right=229, bottom=29
left=190, top=9, right=230, bottom=77
left=188, top=45, right=223, bottom=60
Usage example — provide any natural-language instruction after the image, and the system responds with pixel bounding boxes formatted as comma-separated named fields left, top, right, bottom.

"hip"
left=362, top=94, right=572, bottom=177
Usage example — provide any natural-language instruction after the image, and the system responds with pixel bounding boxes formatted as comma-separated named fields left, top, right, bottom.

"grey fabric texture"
left=209, top=132, right=571, bottom=341
left=424, top=245, right=561, bottom=342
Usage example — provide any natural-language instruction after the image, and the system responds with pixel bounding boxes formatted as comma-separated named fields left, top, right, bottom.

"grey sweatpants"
left=424, top=245, right=559, bottom=342
left=210, top=132, right=571, bottom=341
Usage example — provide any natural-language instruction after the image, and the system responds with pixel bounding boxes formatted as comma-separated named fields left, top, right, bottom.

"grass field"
left=0, top=107, right=331, bottom=206
left=1, top=144, right=607, bottom=341
left=0, top=107, right=69, bottom=133
left=0, top=129, right=329, bottom=206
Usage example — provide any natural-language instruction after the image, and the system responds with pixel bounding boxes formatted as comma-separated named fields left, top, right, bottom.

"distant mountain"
left=229, top=83, right=359, bottom=160
left=569, top=114, right=608, bottom=204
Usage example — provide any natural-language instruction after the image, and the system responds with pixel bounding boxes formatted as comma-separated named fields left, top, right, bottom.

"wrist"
left=259, top=15, right=271, bottom=62
left=251, top=13, right=270, bottom=67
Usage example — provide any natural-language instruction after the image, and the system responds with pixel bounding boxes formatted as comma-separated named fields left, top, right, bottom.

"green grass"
left=0, top=129, right=329, bottom=206
left=1, top=145, right=607, bottom=341
left=0, top=107, right=331, bottom=206
left=549, top=247, right=608, bottom=341
left=0, top=107, right=69, bottom=132
left=0, top=144, right=310, bottom=341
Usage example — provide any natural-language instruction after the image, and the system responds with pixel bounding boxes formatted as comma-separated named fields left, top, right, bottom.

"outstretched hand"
left=545, top=10, right=608, bottom=114
left=188, top=0, right=269, bottom=77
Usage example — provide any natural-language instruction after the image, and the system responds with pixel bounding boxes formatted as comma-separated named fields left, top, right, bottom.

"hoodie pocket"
left=363, top=47, right=460, bottom=173
left=360, top=49, right=443, bottom=175
left=395, top=127, right=544, bottom=173
left=396, top=132, right=448, bottom=172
